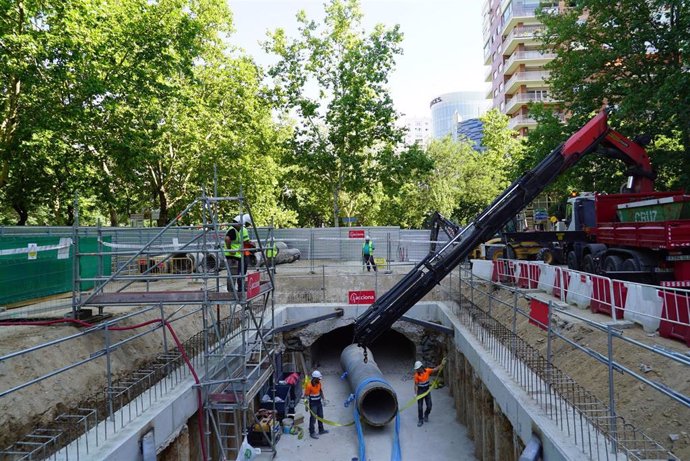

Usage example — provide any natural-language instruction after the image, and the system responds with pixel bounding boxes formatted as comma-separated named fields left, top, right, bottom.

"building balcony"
left=504, top=93, right=557, bottom=115
left=503, top=25, right=543, bottom=55
left=485, top=65, right=494, bottom=82
left=504, top=50, right=556, bottom=75
left=504, top=70, right=550, bottom=95
left=508, top=114, right=538, bottom=130
left=501, top=6, right=540, bottom=36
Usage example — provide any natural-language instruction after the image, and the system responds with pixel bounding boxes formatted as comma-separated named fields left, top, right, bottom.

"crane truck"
left=353, top=111, right=673, bottom=348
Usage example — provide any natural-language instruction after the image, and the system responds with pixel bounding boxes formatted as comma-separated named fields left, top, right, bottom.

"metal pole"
left=97, top=220, right=103, bottom=295
left=105, top=326, right=114, bottom=423
left=386, top=232, right=391, bottom=272
left=546, top=301, right=553, bottom=381
left=310, top=230, right=315, bottom=274
left=71, top=193, right=80, bottom=319
left=607, top=325, right=618, bottom=453
left=322, top=265, right=326, bottom=303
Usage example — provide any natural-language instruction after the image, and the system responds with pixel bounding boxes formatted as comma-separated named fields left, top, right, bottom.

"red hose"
left=0, top=316, right=209, bottom=460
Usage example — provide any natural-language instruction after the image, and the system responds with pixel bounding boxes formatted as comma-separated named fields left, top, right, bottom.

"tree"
left=264, top=0, right=404, bottom=226
left=537, top=1, right=690, bottom=191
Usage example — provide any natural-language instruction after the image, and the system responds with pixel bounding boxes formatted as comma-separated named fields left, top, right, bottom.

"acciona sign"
left=348, top=290, right=376, bottom=304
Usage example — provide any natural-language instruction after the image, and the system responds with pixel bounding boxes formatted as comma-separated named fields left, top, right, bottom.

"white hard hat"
left=414, top=361, right=423, bottom=370
left=365, top=235, right=371, bottom=240
left=312, top=370, right=322, bottom=379
left=233, top=214, right=252, bottom=225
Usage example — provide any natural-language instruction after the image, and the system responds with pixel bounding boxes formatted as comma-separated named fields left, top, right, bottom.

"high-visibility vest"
left=224, top=227, right=249, bottom=258
left=265, top=242, right=278, bottom=258
left=305, top=381, right=322, bottom=401
left=414, top=368, right=432, bottom=388
left=362, top=241, right=375, bottom=256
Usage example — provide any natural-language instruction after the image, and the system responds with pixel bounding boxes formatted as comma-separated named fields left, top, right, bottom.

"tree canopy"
left=264, top=0, right=405, bottom=227
left=528, top=0, right=690, bottom=195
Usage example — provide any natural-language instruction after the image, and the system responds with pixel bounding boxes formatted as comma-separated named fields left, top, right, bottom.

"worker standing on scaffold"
left=224, top=214, right=251, bottom=293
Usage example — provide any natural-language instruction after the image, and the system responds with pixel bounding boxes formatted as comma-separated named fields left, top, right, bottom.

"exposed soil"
left=462, top=283, right=690, bottom=460
left=0, top=299, right=204, bottom=451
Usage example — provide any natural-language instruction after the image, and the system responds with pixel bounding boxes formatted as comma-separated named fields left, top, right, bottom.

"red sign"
left=348, top=230, right=365, bottom=239
left=246, top=272, right=261, bottom=298
left=348, top=290, right=376, bottom=304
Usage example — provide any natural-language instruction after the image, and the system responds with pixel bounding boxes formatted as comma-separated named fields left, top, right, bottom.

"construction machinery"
left=352, top=110, right=662, bottom=348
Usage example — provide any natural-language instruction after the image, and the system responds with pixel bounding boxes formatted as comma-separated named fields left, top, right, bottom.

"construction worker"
left=413, top=358, right=445, bottom=427
left=362, top=235, right=377, bottom=272
left=304, top=370, right=329, bottom=439
left=264, top=237, right=278, bottom=274
left=224, top=214, right=251, bottom=292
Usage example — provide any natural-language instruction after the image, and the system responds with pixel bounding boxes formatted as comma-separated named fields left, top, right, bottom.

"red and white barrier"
left=553, top=267, right=569, bottom=300
left=516, top=261, right=540, bottom=289
left=470, top=259, right=494, bottom=281
left=538, top=263, right=557, bottom=294
left=659, top=285, right=690, bottom=346
left=590, top=275, right=628, bottom=320
left=468, top=257, right=690, bottom=346
left=566, top=272, right=593, bottom=310
left=623, top=284, right=663, bottom=333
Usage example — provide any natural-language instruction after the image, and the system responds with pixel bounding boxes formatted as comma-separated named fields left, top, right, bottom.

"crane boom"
left=353, top=111, right=655, bottom=347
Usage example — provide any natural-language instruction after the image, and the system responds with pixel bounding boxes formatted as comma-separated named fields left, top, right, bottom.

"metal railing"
left=457, top=263, right=686, bottom=460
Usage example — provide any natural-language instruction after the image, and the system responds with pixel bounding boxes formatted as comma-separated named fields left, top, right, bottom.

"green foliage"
left=264, top=0, right=405, bottom=226
left=537, top=0, right=690, bottom=192
left=0, top=0, right=292, bottom=226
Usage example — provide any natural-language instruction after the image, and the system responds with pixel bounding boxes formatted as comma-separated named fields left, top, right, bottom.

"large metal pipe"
left=340, top=344, right=398, bottom=426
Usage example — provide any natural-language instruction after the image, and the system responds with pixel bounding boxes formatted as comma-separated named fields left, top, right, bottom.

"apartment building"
left=401, top=116, right=432, bottom=147
left=482, top=0, right=567, bottom=135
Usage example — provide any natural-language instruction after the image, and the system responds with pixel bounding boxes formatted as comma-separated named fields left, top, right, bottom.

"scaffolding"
left=72, top=191, right=278, bottom=460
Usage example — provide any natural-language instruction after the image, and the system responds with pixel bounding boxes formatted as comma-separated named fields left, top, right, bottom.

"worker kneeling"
left=305, top=370, right=329, bottom=439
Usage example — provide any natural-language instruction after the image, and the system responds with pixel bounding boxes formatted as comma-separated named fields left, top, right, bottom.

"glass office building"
left=430, top=91, right=490, bottom=139
left=457, top=118, right=485, bottom=152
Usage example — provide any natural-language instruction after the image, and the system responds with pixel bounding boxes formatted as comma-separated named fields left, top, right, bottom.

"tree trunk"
left=332, top=186, right=339, bottom=227
left=109, top=205, right=118, bottom=227
left=157, top=187, right=169, bottom=226
left=0, top=2, right=25, bottom=190
left=66, top=204, right=74, bottom=226
left=12, top=201, right=28, bottom=225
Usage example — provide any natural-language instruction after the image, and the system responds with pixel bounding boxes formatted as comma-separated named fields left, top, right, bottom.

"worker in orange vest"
left=304, top=370, right=329, bottom=439
left=413, top=358, right=445, bottom=427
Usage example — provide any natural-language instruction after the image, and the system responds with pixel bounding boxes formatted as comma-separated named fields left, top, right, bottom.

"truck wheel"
left=536, top=248, right=554, bottom=265
left=567, top=251, right=578, bottom=270
left=603, top=255, right=623, bottom=273
left=582, top=254, right=595, bottom=274
left=622, top=258, right=640, bottom=272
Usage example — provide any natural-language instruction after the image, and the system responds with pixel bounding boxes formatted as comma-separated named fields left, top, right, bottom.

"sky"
left=228, top=0, right=487, bottom=118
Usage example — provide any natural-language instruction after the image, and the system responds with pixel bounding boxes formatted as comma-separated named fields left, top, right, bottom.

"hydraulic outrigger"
left=353, top=111, right=655, bottom=350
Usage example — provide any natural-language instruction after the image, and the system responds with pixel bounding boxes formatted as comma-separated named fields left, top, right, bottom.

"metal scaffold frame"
left=70, top=189, right=279, bottom=461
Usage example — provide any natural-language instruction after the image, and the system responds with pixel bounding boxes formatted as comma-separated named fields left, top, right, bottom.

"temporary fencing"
left=483, top=258, right=690, bottom=347
left=458, top=264, right=687, bottom=460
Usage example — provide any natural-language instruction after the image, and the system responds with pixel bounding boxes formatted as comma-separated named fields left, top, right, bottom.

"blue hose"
left=352, top=377, right=402, bottom=461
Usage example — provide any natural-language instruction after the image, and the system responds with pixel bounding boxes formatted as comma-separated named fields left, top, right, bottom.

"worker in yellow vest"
left=362, top=235, right=377, bottom=272
left=224, top=214, right=251, bottom=292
